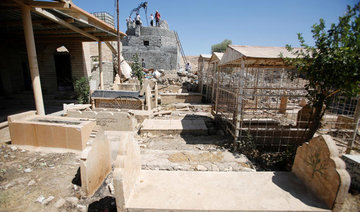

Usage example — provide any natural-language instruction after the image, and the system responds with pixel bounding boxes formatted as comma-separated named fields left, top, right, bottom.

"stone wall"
left=90, top=62, right=114, bottom=89
left=0, top=40, right=89, bottom=94
left=160, top=93, right=202, bottom=104
left=122, top=25, right=180, bottom=71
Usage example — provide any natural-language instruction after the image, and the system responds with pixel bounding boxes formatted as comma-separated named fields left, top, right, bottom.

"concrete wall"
left=90, top=62, right=114, bottom=89
left=122, top=26, right=180, bottom=71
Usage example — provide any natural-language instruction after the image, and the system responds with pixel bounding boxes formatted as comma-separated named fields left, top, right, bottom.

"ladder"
left=174, top=31, right=188, bottom=66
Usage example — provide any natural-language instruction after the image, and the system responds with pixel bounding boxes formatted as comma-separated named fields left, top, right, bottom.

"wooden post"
left=98, top=41, right=103, bottom=90
left=116, top=0, right=122, bottom=80
left=211, top=62, right=217, bottom=103
left=215, top=66, right=220, bottom=115
left=199, top=58, right=204, bottom=95
left=234, top=60, right=245, bottom=144
left=22, top=6, right=45, bottom=115
left=154, top=82, right=158, bottom=107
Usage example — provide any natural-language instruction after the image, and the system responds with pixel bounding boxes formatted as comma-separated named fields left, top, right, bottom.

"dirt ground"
left=1, top=103, right=360, bottom=211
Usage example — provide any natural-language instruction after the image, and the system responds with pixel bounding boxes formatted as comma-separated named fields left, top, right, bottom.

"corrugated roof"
left=229, top=45, right=299, bottom=59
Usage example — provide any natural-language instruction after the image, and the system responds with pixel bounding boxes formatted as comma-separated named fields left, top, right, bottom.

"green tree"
left=211, top=39, right=232, bottom=53
left=131, top=53, right=143, bottom=86
left=74, top=77, right=90, bottom=104
left=284, top=3, right=360, bottom=144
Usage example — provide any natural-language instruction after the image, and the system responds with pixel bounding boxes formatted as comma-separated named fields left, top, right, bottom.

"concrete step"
left=140, top=119, right=208, bottom=136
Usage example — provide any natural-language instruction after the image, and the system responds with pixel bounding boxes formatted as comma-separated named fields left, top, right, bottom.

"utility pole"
left=117, top=0, right=121, bottom=80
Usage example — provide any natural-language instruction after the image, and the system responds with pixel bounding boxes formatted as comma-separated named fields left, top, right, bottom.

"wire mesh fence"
left=200, top=65, right=360, bottom=152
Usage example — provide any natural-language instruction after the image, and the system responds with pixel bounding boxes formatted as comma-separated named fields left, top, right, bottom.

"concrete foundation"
left=113, top=134, right=349, bottom=211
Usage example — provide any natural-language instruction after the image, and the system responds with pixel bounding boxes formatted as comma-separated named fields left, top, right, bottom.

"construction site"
left=0, top=0, right=360, bottom=212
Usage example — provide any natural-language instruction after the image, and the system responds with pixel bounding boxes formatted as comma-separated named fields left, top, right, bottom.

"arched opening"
left=54, top=46, right=73, bottom=91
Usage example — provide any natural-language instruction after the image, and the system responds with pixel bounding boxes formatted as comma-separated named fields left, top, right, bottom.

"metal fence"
left=204, top=65, right=360, bottom=152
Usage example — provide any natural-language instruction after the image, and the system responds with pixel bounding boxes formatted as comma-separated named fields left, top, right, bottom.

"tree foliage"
left=131, top=53, right=143, bottom=86
left=74, top=77, right=90, bottom=104
left=284, top=3, right=360, bottom=141
left=211, top=39, right=232, bottom=53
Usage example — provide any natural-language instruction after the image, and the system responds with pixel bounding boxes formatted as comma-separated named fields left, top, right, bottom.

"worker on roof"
left=155, top=10, right=161, bottom=27
left=135, top=12, right=142, bottom=26
left=150, top=13, right=154, bottom=27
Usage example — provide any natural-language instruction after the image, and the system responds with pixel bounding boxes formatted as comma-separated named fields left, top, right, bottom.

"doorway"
left=54, top=46, right=73, bottom=91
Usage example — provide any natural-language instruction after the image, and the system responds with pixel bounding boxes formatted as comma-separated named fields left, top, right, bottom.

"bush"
left=211, top=39, right=232, bottom=53
left=131, top=53, right=143, bottom=86
left=74, top=77, right=90, bottom=104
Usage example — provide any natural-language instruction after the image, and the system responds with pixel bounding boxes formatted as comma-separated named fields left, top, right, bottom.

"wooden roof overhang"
left=0, top=0, right=126, bottom=43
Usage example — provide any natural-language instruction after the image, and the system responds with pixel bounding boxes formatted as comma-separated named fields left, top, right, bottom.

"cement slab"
left=141, top=119, right=207, bottom=135
left=127, top=171, right=329, bottom=211
left=343, top=154, right=360, bottom=163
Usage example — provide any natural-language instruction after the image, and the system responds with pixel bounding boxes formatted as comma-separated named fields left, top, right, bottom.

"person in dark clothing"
left=142, top=58, right=146, bottom=68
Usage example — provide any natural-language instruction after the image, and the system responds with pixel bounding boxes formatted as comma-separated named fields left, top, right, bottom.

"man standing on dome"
left=155, top=10, right=161, bottom=27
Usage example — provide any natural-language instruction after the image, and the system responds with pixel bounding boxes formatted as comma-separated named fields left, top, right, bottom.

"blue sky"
left=74, top=0, right=358, bottom=56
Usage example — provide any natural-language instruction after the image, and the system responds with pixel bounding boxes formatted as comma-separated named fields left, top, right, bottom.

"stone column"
left=22, top=6, right=45, bottom=115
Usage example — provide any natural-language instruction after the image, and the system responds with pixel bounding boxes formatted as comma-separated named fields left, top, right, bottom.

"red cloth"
left=155, top=12, right=160, bottom=20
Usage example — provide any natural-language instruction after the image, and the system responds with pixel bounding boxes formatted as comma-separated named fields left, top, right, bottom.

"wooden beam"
left=34, top=32, right=109, bottom=38
left=105, top=41, right=117, bottom=55
left=27, top=1, right=70, bottom=9
left=65, top=18, right=74, bottom=23
left=31, top=7, right=99, bottom=41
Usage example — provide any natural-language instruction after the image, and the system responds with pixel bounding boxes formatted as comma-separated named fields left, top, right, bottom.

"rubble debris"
left=54, top=198, right=66, bottom=208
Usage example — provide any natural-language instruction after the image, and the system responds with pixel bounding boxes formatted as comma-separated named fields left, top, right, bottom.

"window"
left=143, top=40, right=149, bottom=46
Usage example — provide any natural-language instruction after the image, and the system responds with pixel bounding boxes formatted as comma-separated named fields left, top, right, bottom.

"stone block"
left=80, top=128, right=111, bottom=196
left=67, top=110, right=83, bottom=118
left=160, top=93, right=202, bottom=105
left=113, top=136, right=141, bottom=212
left=297, top=105, right=314, bottom=128
left=7, top=110, right=36, bottom=123
left=8, top=113, right=96, bottom=150
left=279, top=95, right=288, bottom=114
left=0, top=123, right=11, bottom=143
left=292, top=135, right=350, bottom=210
left=335, top=115, right=355, bottom=130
